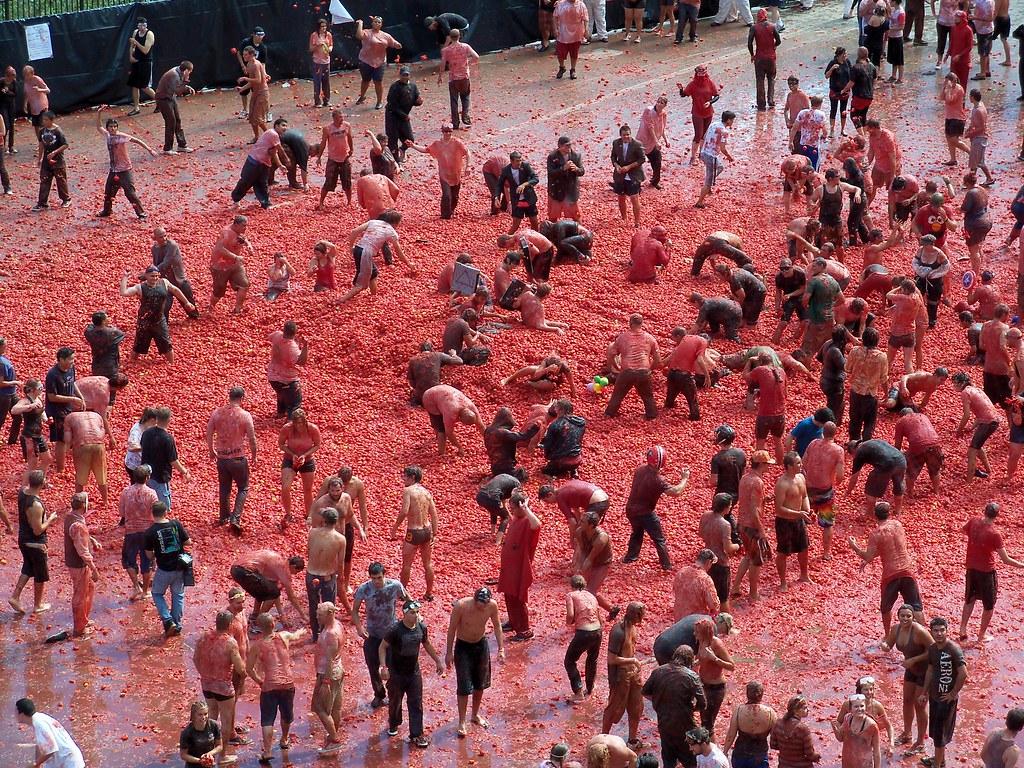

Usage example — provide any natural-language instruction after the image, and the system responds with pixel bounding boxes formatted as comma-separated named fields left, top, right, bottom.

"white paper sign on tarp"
left=329, top=0, right=354, bottom=24
left=25, top=23, right=53, bottom=61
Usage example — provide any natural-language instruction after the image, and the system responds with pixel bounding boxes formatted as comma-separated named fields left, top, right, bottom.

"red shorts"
left=556, top=40, right=582, bottom=60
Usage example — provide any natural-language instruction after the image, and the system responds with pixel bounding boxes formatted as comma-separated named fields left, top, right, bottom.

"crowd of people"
left=2, top=1, right=1024, bottom=767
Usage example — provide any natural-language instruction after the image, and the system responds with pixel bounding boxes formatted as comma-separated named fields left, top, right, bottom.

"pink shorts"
left=557, top=41, right=581, bottom=60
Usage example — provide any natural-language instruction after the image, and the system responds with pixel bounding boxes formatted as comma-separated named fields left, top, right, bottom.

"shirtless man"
left=497, top=228, right=555, bottom=282
left=391, top=466, right=438, bottom=601
left=514, top=283, right=569, bottom=335
left=731, top=450, right=774, bottom=601
left=691, top=231, right=752, bottom=276
left=229, top=550, right=305, bottom=625
left=208, top=215, right=252, bottom=315
left=307, top=507, right=348, bottom=636
left=356, top=165, right=400, bottom=219
left=774, top=452, right=813, bottom=592
left=589, top=732, right=639, bottom=768
left=193, top=610, right=246, bottom=762
left=886, top=280, right=925, bottom=376
left=310, top=476, right=366, bottom=597
left=602, top=602, right=645, bottom=749
left=421, top=384, right=485, bottom=457
left=312, top=602, right=346, bottom=755
left=445, top=586, right=505, bottom=738
left=883, top=368, right=948, bottom=411
left=786, top=217, right=822, bottom=262
left=802, top=422, right=845, bottom=560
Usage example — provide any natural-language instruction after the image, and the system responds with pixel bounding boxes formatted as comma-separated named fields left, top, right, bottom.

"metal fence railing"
left=3, top=0, right=139, bottom=21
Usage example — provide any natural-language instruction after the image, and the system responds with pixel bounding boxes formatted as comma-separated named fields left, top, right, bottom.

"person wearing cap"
left=636, top=96, right=670, bottom=190
left=497, top=151, right=540, bottom=233
left=710, top=426, right=746, bottom=520
left=438, top=28, right=480, bottom=129
left=424, top=12, right=470, bottom=49
left=119, top=265, right=195, bottom=364
left=958, top=502, right=1024, bottom=643
left=547, top=136, right=585, bottom=221
left=673, top=550, right=720, bottom=621
left=730, top=450, right=774, bottom=601
left=641, top=643, right=706, bottom=765
left=498, top=491, right=542, bottom=640
left=355, top=16, right=402, bottom=111
left=802, top=421, right=846, bottom=560
left=235, top=27, right=268, bottom=120
left=311, top=601, right=346, bottom=755
left=774, top=452, right=812, bottom=592
left=629, top=226, right=671, bottom=284
left=380, top=599, right=444, bottom=747
left=444, top=586, right=504, bottom=737
left=623, top=446, right=689, bottom=570
left=352, top=562, right=409, bottom=709
left=912, top=192, right=959, bottom=248
left=407, top=126, right=471, bottom=220
left=385, top=67, right=422, bottom=165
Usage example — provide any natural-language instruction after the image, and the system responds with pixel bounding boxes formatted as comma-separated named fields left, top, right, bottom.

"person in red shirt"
left=958, top=502, right=1024, bottom=643
left=407, top=125, right=471, bottom=220
left=893, top=408, right=943, bottom=496
left=677, top=67, right=721, bottom=167
left=912, top=193, right=959, bottom=249
left=743, top=353, right=788, bottom=463
left=664, top=327, right=710, bottom=419
left=952, top=371, right=1000, bottom=481
left=748, top=9, right=781, bottom=111
left=628, top=226, right=670, bottom=283
left=945, top=11, right=974, bottom=91
left=605, top=313, right=662, bottom=420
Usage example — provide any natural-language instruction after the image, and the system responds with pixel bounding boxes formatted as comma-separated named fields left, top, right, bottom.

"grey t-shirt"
left=653, top=614, right=711, bottom=665
left=353, top=578, right=406, bottom=638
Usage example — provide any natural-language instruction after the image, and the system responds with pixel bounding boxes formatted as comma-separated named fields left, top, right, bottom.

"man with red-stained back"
left=605, top=313, right=662, bottom=420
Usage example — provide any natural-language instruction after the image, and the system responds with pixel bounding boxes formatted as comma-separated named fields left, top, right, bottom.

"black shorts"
left=880, top=575, right=922, bottom=613
left=971, top=420, right=999, bottom=450
left=886, top=37, right=905, bottom=65
left=708, top=562, right=731, bottom=603
left=904, top=668, right=926, bottom=686
left=323, top=158, right=352, bottom=193
left=134, top=320, right=172, bottom=355
left=888, top=332, right=915, bottom=348
left=865, top=464, right=907, bottom=498
left=475, top=490, right=503, bottom=513
left=775, top=517, right=809, bottom=555
left=259, top=687, right=295, bottom=726
left=993, top=16, right=1010, bottom=38
left=20, top=434, right=48, bottom=460
left=344, top=522, right=355, bottom=563
left=983, top=371, right=1011, bottom=406
left=454, top=638, right=491, bottom=696
left=780, top=297, right=806, bottom=322
left=929, top=699, right=958, bottom=748
left=358, top=60, right=386, bottom=83
left=230, top=564, right=281, bottom=602
left=281, top=456, right=316, bottom=473
left=976, top=32, right=993, bottom=57
left=624, top=0, right=645, bottom=8
left=944, top=119, right=965, bottom=137
left=203, top=690, right=235, bottom=702
left=19, top=544, right=49, bottom=582
left=587, top=499, right=610, bottom=520
left=49, top=414, right=66, bottom=443
left=429, top=412, right=445, bottom=433
left=964, top=568, right=997, bottom=609
left=755, top=415, right=785, bottom=440
left=612, top=177, right=641, bottom=197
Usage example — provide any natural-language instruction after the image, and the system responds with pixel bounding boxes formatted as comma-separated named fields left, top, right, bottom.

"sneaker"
left=569, top=70, right=577, bottom=79
left=178, top=147, right=194, bottom=153
left=137, top=211, right=148, bottom=220
left=355, top=96, right=366, bottom=105
left=387, top=728, right=399, bottom=738
left=61, top=199, right=72, bottom=208
left=581, top=38, right=591, bottom=45
left=228, top=736, right=251, bottom=747
left=370, top=696, right=386, bottom=709
left=414, top=736, right=430, bottom=748
left=95, top=211, right=111, bottom=218
left=163, top=149, right=178, bottom=155
left=32, top=204, right=47, bottom=212
left=556, top=67, right=566, bottom=79
left=2, top=188, right=10, bottom=195
left=239, top=110, right=248, bottom=118
left=598, top=36, right=608, bottom=41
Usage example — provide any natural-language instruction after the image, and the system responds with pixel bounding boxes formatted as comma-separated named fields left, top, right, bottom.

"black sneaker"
left=556, top=67, right=566, bottom=79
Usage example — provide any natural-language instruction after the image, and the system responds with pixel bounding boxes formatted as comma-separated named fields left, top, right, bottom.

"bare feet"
left=472, top=716, right=489, bottom=728
left=129, top=589, right=144, bottom=602
left=33, top=602, right=51, bottom=613
left=978, top=633, right=993, bottom=642
left=457, top=723, right=468, bottom=738
left=798, top=576, right=814, bottom=584
left=8, top=597, right=24, bottom=613
left=778, top=582, right=789, bottom=593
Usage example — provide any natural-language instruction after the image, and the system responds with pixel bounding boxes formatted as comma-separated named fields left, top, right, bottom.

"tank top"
left=314, top=258, right=336, bottom=290
left=21, top=401, right=44, bottom=438
left=984, top=735, right=1015, bottom=768
left=734, top=714, right=772, bottom=760
left=895, top=625, right=929, bottom=674
left=18, top=489, right=46, bottom=546
left=820, top=185, right=843, bottom=226
left=134, top=30, right=153, bottom=62
left=581, top=528, right=613, bottom=566
left=138, top=282, right=169, bottom=326
left=64, top=515, right=86, bottom=569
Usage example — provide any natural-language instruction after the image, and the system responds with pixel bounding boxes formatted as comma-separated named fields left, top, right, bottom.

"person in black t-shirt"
left=44, top=347, right=84, bottom=474
left=269, top=129, right=310, bottom=190
left=33, top=112, right=71, bottom=211
left=179, top=700, right=222, bottom=765
left=772, top=258, right=808, bottom=345
left=475, top=473, right=523, bottom=542
left=144, top=500, right=190, bottom=635
left=710, top=425, right=746, bottom=546
left=846, top=438, right=907, bottom=515
left=84, top=311, right=126, bottom=379
left=379, top=601, right=444, bottom=747
left=424, top=13, right=469, bottom=49
left=140, top=407, right=190, bottom=510
left=235, top=27, right=269, bottom=119
left=920, top=617, right=967, bottom=768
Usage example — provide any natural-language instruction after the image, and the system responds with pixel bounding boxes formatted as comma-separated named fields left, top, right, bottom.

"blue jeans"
left=147, top=479, right=172, bottom=509
left=152, top=567, right=185, bottom=627
left=311, top=62, right=330, bottom=105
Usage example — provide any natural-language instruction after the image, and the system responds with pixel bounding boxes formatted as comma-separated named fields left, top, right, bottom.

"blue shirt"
left=0, top=355, right=15, bottom=397
left=790, top=417, right=822, bottom=456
